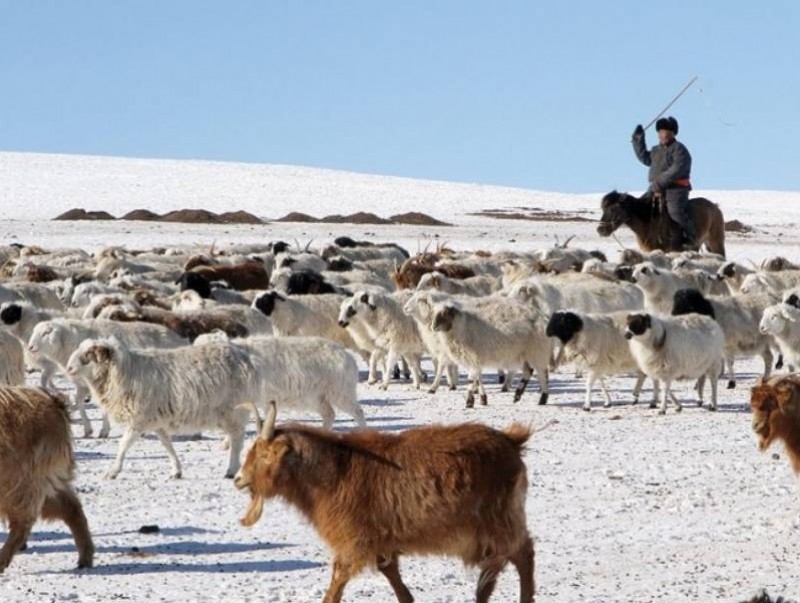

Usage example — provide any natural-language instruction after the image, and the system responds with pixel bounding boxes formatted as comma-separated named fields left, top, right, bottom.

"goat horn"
left=260, top=400, right=277, bottom=440
left=562, top=235, right=576, bottom=248
left=305, top=239, right=313, bottom=252
left=251, top=402, right=263, bottom=434
left=293, top=238, right=302, bottom=253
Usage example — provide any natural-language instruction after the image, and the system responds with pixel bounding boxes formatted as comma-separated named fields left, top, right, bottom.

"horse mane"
left=601, top=190, right=652, bottom=223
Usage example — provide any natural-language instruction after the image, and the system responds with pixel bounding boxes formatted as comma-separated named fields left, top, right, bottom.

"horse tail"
left=705, top=201, right=726, bottom=258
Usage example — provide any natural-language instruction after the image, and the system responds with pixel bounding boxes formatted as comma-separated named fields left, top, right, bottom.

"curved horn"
left=260, top=400, right=277, bottom=440
left=304, top=239, right=313, bottom=252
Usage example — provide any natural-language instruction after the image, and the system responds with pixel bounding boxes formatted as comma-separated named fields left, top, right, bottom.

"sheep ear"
left=367, top=294, right=377, bottom=311
left=89, top=344, right=113, bottom=364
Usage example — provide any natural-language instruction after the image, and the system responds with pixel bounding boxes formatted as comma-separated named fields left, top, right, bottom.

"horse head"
left=597, top=190, right=631, bottom=237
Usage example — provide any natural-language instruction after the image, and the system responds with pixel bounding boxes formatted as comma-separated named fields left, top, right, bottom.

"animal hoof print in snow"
left=727, top=380, right=736, bottom=389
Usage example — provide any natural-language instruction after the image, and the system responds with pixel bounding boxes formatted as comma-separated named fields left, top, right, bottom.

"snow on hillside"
left=0, top=152, right=798, bottom=603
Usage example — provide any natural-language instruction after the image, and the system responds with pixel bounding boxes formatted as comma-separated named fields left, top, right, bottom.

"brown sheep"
left=750, top=375, right=800, bottom=472
left=101, top=305, right=247, bottom=341
left=0, top=386, right=94, bottom=572
left=235, top=403, right=535, bottom=603
left=186, top=260, right=269, bottom=291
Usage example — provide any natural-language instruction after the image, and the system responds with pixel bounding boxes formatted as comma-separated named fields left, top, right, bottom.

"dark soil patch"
left=274, top=212, right=320, bottom=223
left=218, top=210, right=264, bottom=224
left=470, top=208, right=592, bottom=222
left=120, top=209, right=161, bottom=221
left=390, top=212, right=451, bottom=226
left=321, top=212, right=393, bottom=225
left=54, top=208, right=116, bottom=221
left=725, top=219, right=753, bottom=233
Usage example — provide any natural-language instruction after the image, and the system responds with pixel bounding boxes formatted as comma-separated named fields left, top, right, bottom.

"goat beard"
left=240, top=494, right=265, bottom=527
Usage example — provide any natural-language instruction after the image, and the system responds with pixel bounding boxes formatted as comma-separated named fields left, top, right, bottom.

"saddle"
left=649, top=194, right=696, bottom=252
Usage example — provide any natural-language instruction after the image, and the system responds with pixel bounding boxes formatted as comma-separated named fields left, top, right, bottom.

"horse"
left=597, top=190, right=726, bottom=257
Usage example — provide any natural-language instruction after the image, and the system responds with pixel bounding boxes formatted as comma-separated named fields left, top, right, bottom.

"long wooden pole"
left=643, top=76, right=699, bottom=131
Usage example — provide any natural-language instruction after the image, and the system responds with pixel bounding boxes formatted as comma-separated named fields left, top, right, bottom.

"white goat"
left=631, top=262, right=707, bottom=314
left=0, top=301, right=61, bottom=388
left=624, top=313, right=725, bottom=414
left=759, top=303, right=800, bottom=370
left=416, top=271, right=500, bottom=297
left=65, top=338, right=258, bottom=479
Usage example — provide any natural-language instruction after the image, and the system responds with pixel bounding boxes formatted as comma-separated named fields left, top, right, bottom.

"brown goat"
left=0, top=387, right=94, bottom=572
left=392, top=258, right=476, bottom=290
left=188, top=261, right=269, bottom=291
left=750, top=375, right=800, bottom=472
left=101, top=305, right=248, bottom=341
left=235, top=403, right=535, bottom=603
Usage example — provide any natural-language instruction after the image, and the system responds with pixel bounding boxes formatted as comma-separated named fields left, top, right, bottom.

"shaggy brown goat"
left=0, top=387, right=94, bottom=572
left=750, top=375, right=800, bottom=472
left=101, top=305, right=247, bottom=341
left=235, top=403, right=535, bottom=602
left=392, top=258, right=476, bottom=290
left=186, top=261, right=269, bottom=291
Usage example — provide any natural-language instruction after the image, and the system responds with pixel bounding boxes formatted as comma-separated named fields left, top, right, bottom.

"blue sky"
left=1, top=1, right=798, bottom=193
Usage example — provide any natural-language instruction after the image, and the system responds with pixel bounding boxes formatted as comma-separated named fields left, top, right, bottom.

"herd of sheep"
left=0, top=236, right=799, bottom=601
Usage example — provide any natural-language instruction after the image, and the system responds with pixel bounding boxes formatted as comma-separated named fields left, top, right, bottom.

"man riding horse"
left=631, top=116, right=697, bottom=250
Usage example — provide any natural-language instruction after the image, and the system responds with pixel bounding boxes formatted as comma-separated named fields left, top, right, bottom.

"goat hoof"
left=104, top=470, right=120, bottom=480
left=582, top=406, right=591, bottom=412
left=538, top=392, right=549, bottom=406
left=727, top=380, right=736, bottom=389
left=465, top=394, right=475, bottom=409
left=707, top=406, right=717, bottom=412
left=480, top=394, right=488, bottom=406
left=649, top=402, right=657, bottom=409
left=172, top=471, right=183, bottom=479
left=631, top=398, right=639, bottom=405
left=449, top=385, right=457, bottom=391
left=427, top=387, right=437, bottom=394
left=657, top=409, right=666, bottom=416
left=675, top=406, right=683, bottom=413
left=513, top=391, right=523, bottom=403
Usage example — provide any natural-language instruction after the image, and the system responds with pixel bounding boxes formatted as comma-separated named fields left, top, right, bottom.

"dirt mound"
left=160, top=209, right=224, bottom=224
left=218, top=210, right=264, bottom=224
left=725, top=219, right=753, bottom=233
left=470, top=208, right=592, bottom=222
left=390, top=212, right=451, bottom=226
left=274, top=212, right=320, bottom=223
left=54, top=208, right=116, bottom=221
left=120, top=209, right=161, bottom=221
left=321, top=212, right=393, bottom=225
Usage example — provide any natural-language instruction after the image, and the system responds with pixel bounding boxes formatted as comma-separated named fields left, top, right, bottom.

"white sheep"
left=401, top=290, right=459, bottom=393
left=546, top=310, right=651, bottom=411
left=195, top=333, right=365, bottom=428
left=416, top=271, right=500, bottom=297
left=740, top=270, right=800, bottom=296
left=65, top=337, right=259, bottom=479
left=431, top=298, right=551, bottom=407
left=759, top=303, right=800, bottom=370
left=341, top=290, right=427, bottom=390
left=624, top=313, right=725, bottom=414
left=252, top=291, right=355, bottom=350
left=507, top=272, right=643, bottom=315
left=631, top=262, right=708, bottom=314
left=28, top=318, right=188, bottom=438
left=0, top=301, right=61, bottom=388
left=0, top=331, right=25, bottom=386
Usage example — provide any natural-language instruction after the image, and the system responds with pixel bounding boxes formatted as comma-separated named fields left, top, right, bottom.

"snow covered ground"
left=0, top=152, right=798, bottom=602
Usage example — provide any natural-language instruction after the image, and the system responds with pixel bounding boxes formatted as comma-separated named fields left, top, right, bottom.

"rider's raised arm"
left=631, top=125, right=651, bottom=166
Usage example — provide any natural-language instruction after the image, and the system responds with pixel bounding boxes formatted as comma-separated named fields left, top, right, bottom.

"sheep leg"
left=659, top=380, right=672, bottom=415
left=599, top=377, right=613, bottom=408
left=725, top=357, right=736, bottom=389
left=0, top=517, right=34, bottom=573
left=631, top=372, right=646, bottom=405
left=367, top=350, right=381, bottom=385
left=407, top=355, right=423, bottom=389
left=536, top=366, right=549, bottom=406
left=400, top=357, right=411, bottom=381
left=478, top=373, right=489, bottom=406
left=475, top=557, right=507, bottom=603
left=40, top=487, right=95, bottom=569
left=708, top=364, right=720, bottom=411
left=649, top=380, right=660, bottom=409
left=97, top=412, right=111, bottom=439
left=427, top=357, right=444, bottom=394
left=71, top=388, right=93, bottom=438
left=154, top=429, right=183, bottom=479
left=376, top=553, right=413, bottom=603
left=322, top=558, right=356, bottom=603
left=509, top=534, right=535, bottom=603
left=319, top=402, right=336, bottom=430
left=499, top=370, right=510, bottom=392
left=762, top=346, right=773, bottom=379
left=105, top=427, right=142, bottom=479
left=382, top=351, right=398, bottom=390
left=447, top=363, right=458, bottom=391
left=695, top=376, right=706, bottom=407
left=223, top=413, right=247, bottom=478
left=465, top=371, right=478, bottom=408
left=513, top=362, right=532, bottom=403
